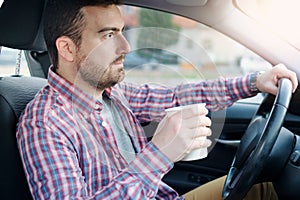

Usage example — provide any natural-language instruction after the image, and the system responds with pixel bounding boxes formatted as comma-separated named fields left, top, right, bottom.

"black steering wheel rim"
left=222, top=78, right=293, bottom=200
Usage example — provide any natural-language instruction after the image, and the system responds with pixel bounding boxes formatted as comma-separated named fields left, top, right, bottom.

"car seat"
left=0, top=0, right=48, bottom=199
left=0, top=76, right=47, bottom=200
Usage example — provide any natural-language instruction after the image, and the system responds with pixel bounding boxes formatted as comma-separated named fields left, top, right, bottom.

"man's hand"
left=151, top=105, right=212, bottom=162
left=256, top=64, right=298, bottom=95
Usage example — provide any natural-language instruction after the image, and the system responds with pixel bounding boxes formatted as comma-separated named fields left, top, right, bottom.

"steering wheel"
left=222, top=78, right=293, bottom=200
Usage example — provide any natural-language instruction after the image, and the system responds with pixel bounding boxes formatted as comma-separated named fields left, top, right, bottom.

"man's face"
left=75, top=5, right=130, bottom=90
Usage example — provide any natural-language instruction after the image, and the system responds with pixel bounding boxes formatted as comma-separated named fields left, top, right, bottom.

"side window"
left=121, top=6, right=271, bottom=86
left=0, top=47, right=30, bottom=76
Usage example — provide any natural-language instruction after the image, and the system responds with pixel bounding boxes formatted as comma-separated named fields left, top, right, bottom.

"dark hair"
left=44, top=0, right=122, bottom=68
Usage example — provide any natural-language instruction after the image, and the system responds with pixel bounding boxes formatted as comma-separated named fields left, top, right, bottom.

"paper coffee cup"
left=165, top=103, right=208, bottom=161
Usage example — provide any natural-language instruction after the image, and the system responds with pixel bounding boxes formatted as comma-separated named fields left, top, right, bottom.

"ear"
left=56, top=36, right=77, bottom=62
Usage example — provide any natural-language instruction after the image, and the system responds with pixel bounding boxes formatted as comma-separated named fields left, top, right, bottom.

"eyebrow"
left=98, top=26, right=125, bottom=33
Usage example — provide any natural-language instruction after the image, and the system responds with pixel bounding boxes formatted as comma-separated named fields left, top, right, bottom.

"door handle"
left=215, top=138, right=240, bottom=147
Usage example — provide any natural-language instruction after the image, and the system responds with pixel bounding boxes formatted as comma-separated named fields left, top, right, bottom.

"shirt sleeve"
left=118, top=74, right=254, bottom=123
left=17, top=112, right=174, bottom=200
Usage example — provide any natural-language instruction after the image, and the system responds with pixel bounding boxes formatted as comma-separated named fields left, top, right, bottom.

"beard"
left=76, top=54, right=125, bottom=91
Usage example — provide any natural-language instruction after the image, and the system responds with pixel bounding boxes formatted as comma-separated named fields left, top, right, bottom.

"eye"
left=104, top=32, right=114, bottom=39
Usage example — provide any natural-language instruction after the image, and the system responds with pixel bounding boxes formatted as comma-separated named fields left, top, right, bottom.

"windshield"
left=236, top=0, right=300, bottom=51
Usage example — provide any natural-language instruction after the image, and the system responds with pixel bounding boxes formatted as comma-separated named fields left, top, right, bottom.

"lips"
left=113, top=59, right=124, bottom=65
left=112, top=55, right=125, bottom=66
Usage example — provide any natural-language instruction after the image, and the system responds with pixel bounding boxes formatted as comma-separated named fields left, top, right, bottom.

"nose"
left=116, top=33, right=131, bottom=55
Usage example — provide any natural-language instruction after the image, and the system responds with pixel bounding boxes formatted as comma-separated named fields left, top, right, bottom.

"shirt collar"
left=48, top=66, right=111, bottom=117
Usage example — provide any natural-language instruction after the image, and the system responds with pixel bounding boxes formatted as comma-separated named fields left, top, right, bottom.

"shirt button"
left=95, top=104, right=100, bottom=110
left=102, top=121, right=108, bottom=127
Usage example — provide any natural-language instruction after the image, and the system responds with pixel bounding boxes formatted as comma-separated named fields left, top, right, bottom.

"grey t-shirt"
left=101, top=96, right=136, bottom=163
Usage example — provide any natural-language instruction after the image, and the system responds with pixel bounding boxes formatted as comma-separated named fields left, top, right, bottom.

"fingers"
left=188, top=137, right=212, bottom=150
left=166, top=105, right=211, bottom=128
left=187, top=126, right=212, bottom=139
left=193, top=138, right=212, bottom=149
left=273, top=64, right=298, bottom=92
left=258, top=64, right=299, bottom=94
left=170, top=105, right=210, bottom=126
left=194, top=126, right=212, bottom=137
left=184, top=126, right=212, bottom=145
left=183, top=115, right=211, bottom=128
left=179, top=136, right=211, bottom=158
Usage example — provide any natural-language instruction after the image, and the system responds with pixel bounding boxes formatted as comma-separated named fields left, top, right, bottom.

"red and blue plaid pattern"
left=17, top=67, right=253, bottom=199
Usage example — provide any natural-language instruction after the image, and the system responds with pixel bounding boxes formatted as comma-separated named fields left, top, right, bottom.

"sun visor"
left=0, top=0, right=47, bottom=51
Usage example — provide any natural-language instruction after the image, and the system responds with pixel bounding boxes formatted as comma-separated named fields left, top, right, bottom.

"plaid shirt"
left=17, top=67, right=254, bottom=200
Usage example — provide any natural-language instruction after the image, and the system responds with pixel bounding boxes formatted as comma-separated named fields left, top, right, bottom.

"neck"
left=56, top=64, right=104, bottom=99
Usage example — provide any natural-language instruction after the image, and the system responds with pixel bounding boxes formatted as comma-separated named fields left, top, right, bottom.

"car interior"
left=0, top=0, right=49, bottom=199
left=1, top=0, right=300, bottom=199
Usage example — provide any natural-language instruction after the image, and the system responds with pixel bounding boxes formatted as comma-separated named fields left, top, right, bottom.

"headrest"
left=0, top=0, right=47, bottom=51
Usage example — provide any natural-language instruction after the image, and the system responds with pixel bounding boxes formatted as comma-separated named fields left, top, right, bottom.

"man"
left=17, top=0, right=298, bottom=199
